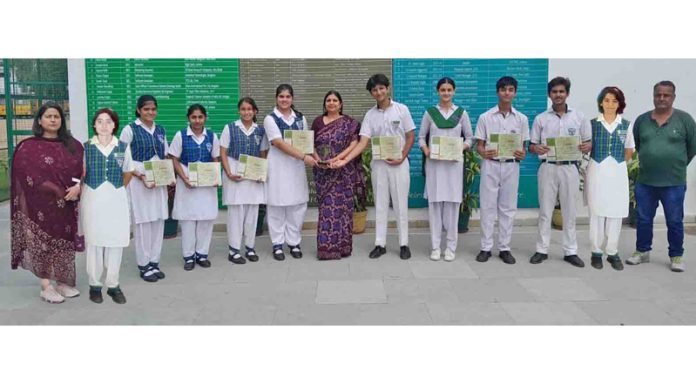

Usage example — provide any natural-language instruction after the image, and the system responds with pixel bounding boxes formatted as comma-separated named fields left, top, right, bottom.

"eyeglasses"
left=95, top=119, right=115, bottom=125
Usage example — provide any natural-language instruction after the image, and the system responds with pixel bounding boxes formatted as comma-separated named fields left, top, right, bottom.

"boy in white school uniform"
left=331, top=74, right=416, bottom=260
left=474, top=76, right=529, bottom=264
left=529, top=77, right=592, bottom=268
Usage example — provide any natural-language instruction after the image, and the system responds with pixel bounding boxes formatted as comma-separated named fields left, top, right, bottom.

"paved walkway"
left=1, top=201, right=695, bottom=325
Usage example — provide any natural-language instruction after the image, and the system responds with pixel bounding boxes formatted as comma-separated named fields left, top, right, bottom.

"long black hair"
left=32, top=102, right=75, bottom=152
left=275, top=84, right=302, bottom=116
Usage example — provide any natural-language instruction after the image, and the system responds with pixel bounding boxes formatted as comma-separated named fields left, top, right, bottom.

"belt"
left=490, top=158, right=520, bottom=163
left=541, top=159, right=578, bottom=165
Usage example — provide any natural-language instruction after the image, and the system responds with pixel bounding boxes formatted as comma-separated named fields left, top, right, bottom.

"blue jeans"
left=635, top=182, right=686, bottom=257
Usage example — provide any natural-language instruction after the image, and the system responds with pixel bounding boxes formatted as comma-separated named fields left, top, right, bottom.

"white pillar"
left=67, top=59, right=88, bottom=142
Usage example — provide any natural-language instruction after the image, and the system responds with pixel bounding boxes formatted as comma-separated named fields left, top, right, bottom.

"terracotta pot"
left=552, top=208, right=563, bottom=230
left=353, top=210, right=368, bottom=234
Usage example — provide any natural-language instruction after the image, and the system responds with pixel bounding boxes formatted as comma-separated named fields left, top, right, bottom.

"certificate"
left=283, top=130, right=314, bottom=154
left=371, top=136, right=402, bottom=160
left=188, top=162, right=221, bottom=187
left=546, top=136, right=581, bottom=162
left=487, top=133, right=522, bottom=159
left=143, top=159, right=175, bottom=186
left=237, top=154, right=268, bottom=182
left=430, top=136, right=463, bottom=161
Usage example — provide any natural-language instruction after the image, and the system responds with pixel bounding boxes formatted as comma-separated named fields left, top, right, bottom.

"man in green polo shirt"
left=626, top=81, right=696, bottom=272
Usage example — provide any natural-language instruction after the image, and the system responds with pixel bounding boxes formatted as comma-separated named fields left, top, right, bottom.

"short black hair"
left=366, top=74, right=390, bottom=91
left=496, top=76, right=518, bottom=92
left=653, top=80, right=676, bottom=94
left=597, top=86, right=627, bottom=114
left=436, top=77, right=456, bottom=90
left=548, top=77, right=571, bottom=94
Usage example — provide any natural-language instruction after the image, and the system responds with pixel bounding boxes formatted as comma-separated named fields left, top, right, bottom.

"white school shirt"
left=220, top=120, right=269, bottom=205
left=119, top=119, right=169, bottom=224
left=475, top=105, right=530, bottom=160
left=530, top=105, right=592, bottom=161
left=168, top=126, right=220, bottom=221
left=359, top=100, right=416, bottom=153
left=264, top=108, right=309, bottom=206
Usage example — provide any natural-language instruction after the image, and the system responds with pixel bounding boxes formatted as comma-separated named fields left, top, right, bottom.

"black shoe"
left=369, top=246, right=386, bottom=259
left=245, top=249, right=259, bottom=262
left=184, top=255, right=196, bottom=271
left=607, top=255, right=624, bottom=271
left=591, top=257, right=603, bottom=269
left=530, top=252, right=548, bottom=264
left=139, top=266, right=159, bottom=282
left=289, top=245, right=303, bottom=259
left=196, top=254, right=211, bottom=268
left=476, top=250, right=492, bottom=262
left=273, top=248, right=285, bottom=261
left=499, top=250, right=516, bottom=264
left=564, top=255, right=585, bottom=268
left=400, top=246, right=411, bottom=260
left=228, top=252, right=247, bottom=264
left=149, top=262, right=165, bottom=279
left=591, top=252, right=603, bottom=269
left=106, top=286, right=127, bottom=304
left=89, top=287, right=103, bottom=304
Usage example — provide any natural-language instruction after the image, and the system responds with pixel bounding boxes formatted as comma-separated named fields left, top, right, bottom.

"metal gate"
left=1, top=58, right=69, bottom=201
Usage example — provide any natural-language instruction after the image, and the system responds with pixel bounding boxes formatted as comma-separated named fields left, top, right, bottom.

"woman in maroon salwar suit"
left=11, top=102, right=84, bottom=303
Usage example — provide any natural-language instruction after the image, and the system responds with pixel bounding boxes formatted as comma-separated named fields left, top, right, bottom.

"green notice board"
left=85, top=59, right=241, bottom=139
left=85, top=59, right=241, bottom=209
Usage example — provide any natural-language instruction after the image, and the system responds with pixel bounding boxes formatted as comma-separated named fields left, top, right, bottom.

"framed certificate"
left=143, top=159, right=175, bottom=186
left=237, top=154, right=268, bottom=182
left=430, top=136, right=464, bottom=161
left=371, top=136, right=401, bottom=160
left=283, top=130, right=314, bottom=154
left=546, top=136, right=581, bottom=162
left=188, top=162, right=221, bottom=187
left=487, top=133, right=522, bottom=159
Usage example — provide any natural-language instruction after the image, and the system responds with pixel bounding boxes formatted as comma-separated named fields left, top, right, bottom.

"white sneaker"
left=430, top=249, right=441, bottom=261
left=55, top=284, right=80, bottom=298
left=40, top=286, right=65, bottom=304
left=626, top=250, right=650, bottom=265
left=671, top=257, right=685, bottom=272
left=444, top=249, right=456, bottom=262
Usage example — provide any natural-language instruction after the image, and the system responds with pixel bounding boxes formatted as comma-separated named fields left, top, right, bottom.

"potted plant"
left=163, top=184, right=178, bottom=239
left=626, top=152, right=640, bottom=227
left=552, top=196, right=563, bottom=230
left=353, top=145, right=372, bottom=234
left=459, top=150, right=481, bottom=233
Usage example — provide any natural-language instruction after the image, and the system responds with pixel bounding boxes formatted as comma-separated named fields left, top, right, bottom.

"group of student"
left=11, top=73, right=695, bottom=306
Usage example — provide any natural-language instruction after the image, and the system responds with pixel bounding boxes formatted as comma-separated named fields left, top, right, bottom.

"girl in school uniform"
left=81, top=108, right=134, bottom=304
left=119, top=95, right=172, bottom=282
left=418, top=77, right=474, bottom=262
left=168, top=104, right=221, bottom=271
left=264, top=84, right=318, bottom=260
left=220, top=97, right=269, bottom=264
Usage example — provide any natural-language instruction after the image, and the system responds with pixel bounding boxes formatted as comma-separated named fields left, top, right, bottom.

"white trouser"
left=134, top=219, right=164, bottom=266
left=180, top=220, right=214, bottom=257
left=86, top=245, right=123, bottom=288
left=372, top=160, right=410, bottom=247
left=428, top=202, right=460, bottom=252
left=536, top=163, right=579, bottom=255
left=589, top=215, right=622, bottom=256
left=267, top=203, right=307, bottom=247
left=227, top=204, right=259, bottom=250
left=479, top=160, right=519, bottom=252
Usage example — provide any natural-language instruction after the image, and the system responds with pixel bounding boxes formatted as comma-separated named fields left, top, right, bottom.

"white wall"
left=67, top=59, right=88, bottom=142
left=549, top=59, right=696, bottom=219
